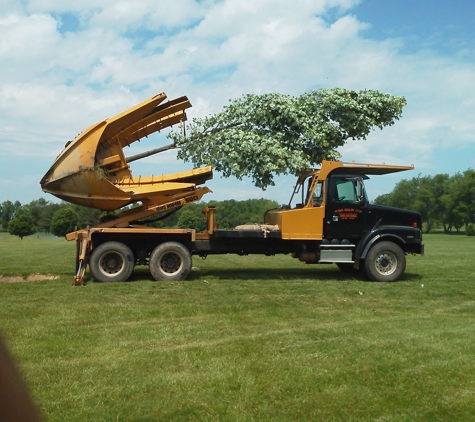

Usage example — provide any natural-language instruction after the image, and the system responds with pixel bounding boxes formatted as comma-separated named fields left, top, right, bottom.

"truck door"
left=324, top=176, right=368, bottom=240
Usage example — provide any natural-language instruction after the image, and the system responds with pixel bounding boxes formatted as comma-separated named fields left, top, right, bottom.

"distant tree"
left=443, top=170, right=475, bottom=232
left=1, top=200, right=21, bottom=231
left=386, top=177, right=420, bottom=211
left=7, top=207, right=36, bottom=239
left=375, top=170, right=471, bottom=233
left=26, top=198, right=49, bottom=228
left=384, top=176, right=436, bottom=233
left=37, top=203, right=62, bottom=233
left=50, top=208, right=79, bottom=237
left=466, top=224, right=475, bottom=236
left=413, top=176, right=440, bottom=233
left=72, top=204, right=101, bottom=228
left=167, top=89, right=406, bottom=189
left=159, top=198, right=279, bottom=229
left=373, top=193, right=390, bottom=206
left=424, top=174, right=450, bottom=232
left=176, top=210, right=203, bottom=230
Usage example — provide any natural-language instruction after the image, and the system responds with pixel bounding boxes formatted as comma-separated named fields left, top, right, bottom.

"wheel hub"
left=106, top=258, right=118, bottom=269
left=160, top=252, right=182, bottom=275
left=375, top=252, right=396, bottom=276
left=100, top=252, right=124, bottom=275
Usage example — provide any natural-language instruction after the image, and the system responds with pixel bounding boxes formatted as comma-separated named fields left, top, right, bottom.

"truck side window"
left=335, top=178, right=358, bottom=202
left=313, top=181, right=323, bottom=207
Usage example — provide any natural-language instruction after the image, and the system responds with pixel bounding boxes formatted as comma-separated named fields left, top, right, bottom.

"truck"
left=40, top=92, right=424, bottom=285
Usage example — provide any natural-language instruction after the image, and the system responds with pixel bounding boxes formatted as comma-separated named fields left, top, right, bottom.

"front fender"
left=356, top=225, right=423, bottom=261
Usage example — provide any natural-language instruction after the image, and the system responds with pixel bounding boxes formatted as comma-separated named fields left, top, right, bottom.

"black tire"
left=149, top=242, right=191, bottom=281
left=364, top=241, right=406, bottom=282
left=89, top=241, right=135, bottom=282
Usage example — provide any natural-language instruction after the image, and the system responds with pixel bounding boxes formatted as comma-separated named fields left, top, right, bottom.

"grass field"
left=0, top=232, right=474, bottom=421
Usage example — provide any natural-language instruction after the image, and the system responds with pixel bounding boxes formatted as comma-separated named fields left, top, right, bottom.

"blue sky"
left=1, top=0, right=474, bottom=206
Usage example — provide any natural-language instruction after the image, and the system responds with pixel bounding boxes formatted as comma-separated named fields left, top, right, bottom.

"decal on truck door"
left=334, top=208, right=363, bottom=220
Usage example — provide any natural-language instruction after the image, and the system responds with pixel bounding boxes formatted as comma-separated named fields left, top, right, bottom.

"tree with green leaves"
left=373, top=170, right=475, bottom=233
left=376, top=175, right=448, bottom=233
left=26, top=198, right=49, bottom=228
left=7, top=207, right=36, bottom=239
left=176, top=210, right=203, bottom=230
left=1, top=200, right=21, bottom=231
left=50, top=208, right=79, bottom=237
left=373, top=193, right=390, bottom=206
left=36, top=203, right=62, bottom=233
left=413, top=175, right=445, bottom=233
left=443, top=170, right=475, bottom=232
left=166, top=88, right=406, bottom=189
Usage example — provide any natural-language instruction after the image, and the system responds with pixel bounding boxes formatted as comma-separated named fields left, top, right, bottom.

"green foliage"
left=382, top=171, right=475, bottom=233
left=2, top=197, right=277, bottom=233
left=169, top=88, right=406, bottom=189
left=25, top=198, right=48, bottom=228
left=50, top=208, right=79, bottom=237
left=466, top=224, right=475, bottom=236
left=159, top=198, right=279, bottom=229
left=176, top=210, right=203, bottom=230
left=1, top=199, right=101, bottom=234
left=372, top=193, right=390, bottom=206
left=7, top=207, right=36, bottom=239
left=0, top=200, right=21, bottom=230
left=444, top=169, right=475, bottom=232
left=36, top=202, right=62, bottom=232
left=71, top=204, right=101, bottom=228
left=24, top=199, right=100, bottom=233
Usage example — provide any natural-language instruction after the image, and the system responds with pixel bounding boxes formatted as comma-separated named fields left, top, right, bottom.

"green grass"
left=1, top=232, right=475, bottom=421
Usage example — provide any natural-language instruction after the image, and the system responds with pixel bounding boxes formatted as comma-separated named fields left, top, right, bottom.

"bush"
left=50, top=208, right=79, bottom=237
left=466, top=224, right=475, bottom=236
left=176, top=210, right=202, bottom=230
left=7, top=207, right=36, bottom=239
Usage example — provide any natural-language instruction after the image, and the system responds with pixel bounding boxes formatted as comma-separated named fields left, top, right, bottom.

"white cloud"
left=0, top=0, right=475, bottom=205
left=0, top=13, right=61, bottom=81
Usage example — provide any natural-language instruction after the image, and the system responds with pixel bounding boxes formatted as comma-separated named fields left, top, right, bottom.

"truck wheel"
left=89, top=241, right=135, bottom=282
left=149, top=242, right=191, bottom=281
left=364, top=241, right=406, bottom=282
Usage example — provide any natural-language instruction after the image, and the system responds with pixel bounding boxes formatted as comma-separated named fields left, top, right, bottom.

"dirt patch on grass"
left=0, top=274, right=59, bottom=283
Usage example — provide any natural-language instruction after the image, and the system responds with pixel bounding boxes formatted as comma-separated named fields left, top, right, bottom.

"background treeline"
left=374, top=169, right=475, bottom=233
left=0, top=198, right=279, bottom=235
left=3, top=166, right=474, bottom=236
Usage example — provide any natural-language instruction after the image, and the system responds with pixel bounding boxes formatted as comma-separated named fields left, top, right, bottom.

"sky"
left=1, top=0, right=475, bottom=207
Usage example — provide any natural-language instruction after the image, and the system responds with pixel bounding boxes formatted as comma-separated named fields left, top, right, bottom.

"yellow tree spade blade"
left=40, top=93, right=212, bottom=211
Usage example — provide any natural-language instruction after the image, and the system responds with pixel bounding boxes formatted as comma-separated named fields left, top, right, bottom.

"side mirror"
left=356, top=179, right=365, bottom=202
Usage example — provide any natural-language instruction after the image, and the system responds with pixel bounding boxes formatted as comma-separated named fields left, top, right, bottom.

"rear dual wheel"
left=89, top=241, right=135, bottom=282
left=150, top=242, right=192, bottom=281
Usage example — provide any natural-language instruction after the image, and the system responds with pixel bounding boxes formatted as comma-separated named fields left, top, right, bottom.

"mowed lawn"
left=0, top=232, right=474, bottom=421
